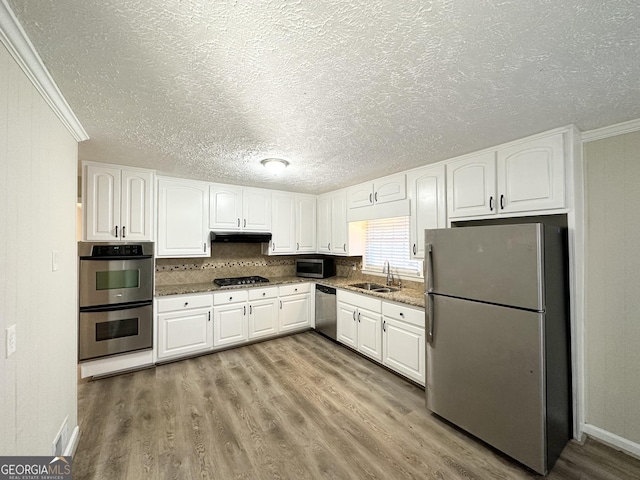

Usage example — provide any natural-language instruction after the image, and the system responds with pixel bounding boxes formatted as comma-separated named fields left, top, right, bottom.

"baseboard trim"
left=64, top=426, right=80, bottom=458
left=583, top=423, right=640, bottom=460
left=0, top=0, right=88, bottom=141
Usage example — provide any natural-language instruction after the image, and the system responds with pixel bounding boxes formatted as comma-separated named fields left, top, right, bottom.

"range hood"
left=210, top=231, right=272, bottom=243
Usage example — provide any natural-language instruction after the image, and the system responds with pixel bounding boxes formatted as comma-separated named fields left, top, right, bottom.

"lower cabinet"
left=248, top=287, right=279, bottom=340
left=156, top=293, right=213, bottom=361
left=213, top=290, right=249, bottom=347
left=279, top=283, right=312, bottom=332
left=336, top=290, right=383, bottom=362
left=382, top=302, right=425, bottom=385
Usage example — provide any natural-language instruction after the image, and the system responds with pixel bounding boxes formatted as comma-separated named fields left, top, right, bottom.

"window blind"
left=363, top=216, right=422, bottom=276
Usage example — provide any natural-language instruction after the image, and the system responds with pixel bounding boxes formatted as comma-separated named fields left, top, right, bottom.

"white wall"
left=0, top=42, right=78, bottom=454
left=583, top=130, right=640, bottom=452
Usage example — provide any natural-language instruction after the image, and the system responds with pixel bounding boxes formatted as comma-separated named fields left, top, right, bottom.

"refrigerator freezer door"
left=425, top=223, right=544, bottom=311
left=427, top=294, right=546, bottom=474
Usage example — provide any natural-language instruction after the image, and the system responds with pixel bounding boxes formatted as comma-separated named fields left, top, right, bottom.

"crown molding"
left=581, top=118, right=640, bottom=143
left=0, top=0, right=89, bottom=142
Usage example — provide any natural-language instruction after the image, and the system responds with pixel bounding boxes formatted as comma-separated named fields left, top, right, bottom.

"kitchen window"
left=363, top=216, right=422, bottom=277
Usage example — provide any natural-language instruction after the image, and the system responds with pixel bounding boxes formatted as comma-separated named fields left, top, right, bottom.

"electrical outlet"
left=352, top=263, right=357, bottom=271
left=6, top=324, right=16, bottom=357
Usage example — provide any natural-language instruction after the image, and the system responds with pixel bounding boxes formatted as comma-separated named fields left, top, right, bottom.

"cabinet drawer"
left=248, top=286, right=279, bottom=301
left=279, top=283, right=310, bottom=296
left=213, top=290, right=249, bottom=306
left=157, top=293, right=213, bottom=313
left=337, top=289, right=382, bottom=313
left=382, top=302, right=425, bottom=328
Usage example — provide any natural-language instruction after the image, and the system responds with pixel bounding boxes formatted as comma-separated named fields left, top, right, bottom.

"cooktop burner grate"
left=213, top=276, right=270, bottom=287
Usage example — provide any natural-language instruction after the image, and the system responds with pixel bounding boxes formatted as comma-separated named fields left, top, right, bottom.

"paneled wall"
left=584, top=130, right=640, bottom=447
left=0, top=43, right=78, bottom=454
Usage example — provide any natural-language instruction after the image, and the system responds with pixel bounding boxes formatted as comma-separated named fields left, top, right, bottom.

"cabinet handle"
left=369, top=193, right=373, bottom=204
left=343, top=243, right=346, bottom=251
left=328, top=242, right=331, bottom=250
left=244, top=219, right=246, bottom=228
left=489, top=196, right=494, bottom=211
left=115, top=225, right=118, bottom=238
left=412, top=244, right=416, bottom=255
left=500, top=194, right=505, bottom=210
left=352, top=310, right=356, bottom=321
left=383, top=320, right=386, bottom=332
left=374, top=191, right=378, bottom=203
left=122, top=226, right=126, bottom=238
left=208, top=311, right=211, bottom=322
left=250, top=305, right=252, bottom=314
left=280, top=300, right=283, bottom=309
left=296, top=242, right=299, bottom=251
left=358, top=312, right=361, bottom=323
left=272, top=242, right=275, bottom=251
left=204, top=243, right=207, bottom=252
left=237, top=218, right=240, bottom=227
left=244, top=305, right=246, bottom=315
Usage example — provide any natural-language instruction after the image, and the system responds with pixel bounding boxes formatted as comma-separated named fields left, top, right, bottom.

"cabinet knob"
left=184, top=302, right=188, bottom=307
left=262, top=292, right=266, bottom=296
left=229, top=296, right=233, bottom=301
left=294, top=288, right=298, bottom=292
left=399, top=312, right=404, bottom=317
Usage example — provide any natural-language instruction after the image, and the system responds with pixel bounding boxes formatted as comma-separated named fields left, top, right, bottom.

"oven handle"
left=79, top=300, right=153, bottom=312
left=79, top=255, right=153, bottom=261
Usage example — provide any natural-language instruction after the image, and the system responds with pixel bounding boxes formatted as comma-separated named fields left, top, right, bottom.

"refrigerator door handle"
left=427, top=293, right=434, bottom=344
left=426, top=243, right=434, bottom=344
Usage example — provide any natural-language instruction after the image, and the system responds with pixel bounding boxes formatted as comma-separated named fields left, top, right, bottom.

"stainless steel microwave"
left=296, top=258, right=336, bottom=279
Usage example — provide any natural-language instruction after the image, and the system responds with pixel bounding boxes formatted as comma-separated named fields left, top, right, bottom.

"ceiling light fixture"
left=261, top=158, right=289, bottom=173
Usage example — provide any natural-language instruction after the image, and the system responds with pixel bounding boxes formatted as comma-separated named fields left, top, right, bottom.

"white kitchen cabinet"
left=279, top=283, right=312, bottom=332
left=382, top=302, right=425, bottom=385
left=447, top=131, right=566, bottom=219
left=209, top=184, right=271, bottom=232
left=295, top=194, right=317, bottom=253
left=157, top=177, right=209, bottom=257
left=407, top=164, right=446, bottom=259
left=248, top=287, right=279, bottom=340
left=213, top=290, right=249, bottom=347
left=156, top=293, right=213, bottom=361
left=317, top=190, right=363, bottom=256
left=84, top=163, right=154, bottom=241
left=348, top=173, right=406, bottom=209
left=336, top=290, right=382, bottom=362
left=268, top=193, right=316, bottom=254
left=317, top=194, right=332, bottom=254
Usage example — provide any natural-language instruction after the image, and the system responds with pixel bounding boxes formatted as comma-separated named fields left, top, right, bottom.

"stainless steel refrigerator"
left=424, top=223, right=570, bottom=475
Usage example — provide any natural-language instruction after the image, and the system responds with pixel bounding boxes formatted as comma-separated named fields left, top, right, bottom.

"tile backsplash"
left=155, top=243, right=363, bottom=286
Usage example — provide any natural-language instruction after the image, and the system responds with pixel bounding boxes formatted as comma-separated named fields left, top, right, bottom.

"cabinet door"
left=243, top=188, right=271, bottom=231
left=209, top=184, right=242, bottom=230
left=85, top=164, right=121, bottom=241
left=214, top=303, right=248, bottom=347
left=447, top=151, right=497, bottom=218
left=357, top=309, right=382, bottom=362
left=296, top=195, right=317, bottom=253
left=374, top=173, right=406, bottom=204
left=157, top=308, right=212, bottom=360
left=270, top=192, right=296, bottom=254
left=120, top=169, right=153, bottom=241
left=317, top=194, right=332, bottom=253
left=337, top=301, right=357, bottom=348
left=497, top=133, right=565, bottom=213
left=382, top=317, right=425, bottom=385
left=408, top=164, right=446, bottom=259
left=157, top=178, right=209, bottom=257
left=348, top=183, right=374, bottom=209
left=248, top=298, right=279, bottom=339
left=279, top=294, right=310, bottom=332
left=331, top=191, right=348, bottom=254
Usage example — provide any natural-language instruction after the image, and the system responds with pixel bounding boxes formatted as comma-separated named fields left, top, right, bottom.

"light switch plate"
left=6, top=324, right=16, bottom=357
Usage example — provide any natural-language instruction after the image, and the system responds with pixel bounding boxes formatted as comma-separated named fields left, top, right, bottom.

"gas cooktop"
left=213, top=276, right=270, bottom=288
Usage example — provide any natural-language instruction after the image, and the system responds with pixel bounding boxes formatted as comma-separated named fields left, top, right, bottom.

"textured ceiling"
left=8, top=0, right=640, bottom=194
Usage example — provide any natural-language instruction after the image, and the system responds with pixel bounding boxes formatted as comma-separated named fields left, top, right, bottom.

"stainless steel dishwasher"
left=315, top=284, right=337, bottom=340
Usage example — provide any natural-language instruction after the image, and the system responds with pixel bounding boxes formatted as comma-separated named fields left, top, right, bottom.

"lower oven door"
left=79, top=302, right=153, bottom=361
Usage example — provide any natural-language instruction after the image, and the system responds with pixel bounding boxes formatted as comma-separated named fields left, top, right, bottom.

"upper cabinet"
left=209, top=184, right=271, bottom=232
left=268, top=192, right=317, bottom=255
left=317, top=190, right=364, bottom=256
left=407, top=164, right=446, bottom=259
left=84, top=163, right=154, bottom=241
left=447, top=131, right=566, bottom=219
left=348, top=173, right=406, bottom=209
left=156, top=177, right=209, bottom=258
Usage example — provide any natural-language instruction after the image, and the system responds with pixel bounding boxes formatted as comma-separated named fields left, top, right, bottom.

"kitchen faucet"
left=383, top=260, right=393, bottom=286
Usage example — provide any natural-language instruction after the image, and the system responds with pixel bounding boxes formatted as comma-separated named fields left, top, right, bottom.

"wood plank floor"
left=74, top=332, right=640, bottom=479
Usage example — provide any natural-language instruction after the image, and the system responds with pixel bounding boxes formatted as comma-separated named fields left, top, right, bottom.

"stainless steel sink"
left=349, top=283, right=398, bottom=293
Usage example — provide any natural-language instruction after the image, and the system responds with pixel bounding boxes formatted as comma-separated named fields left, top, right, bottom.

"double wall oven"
left=78, top=242, right=154, bottom=361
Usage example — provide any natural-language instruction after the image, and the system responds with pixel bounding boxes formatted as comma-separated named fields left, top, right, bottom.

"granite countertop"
left=155, top=275, right=425, bottom=308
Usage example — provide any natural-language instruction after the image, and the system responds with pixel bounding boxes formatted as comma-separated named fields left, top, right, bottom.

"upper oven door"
left=79, top=257, right=153, bottom=308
